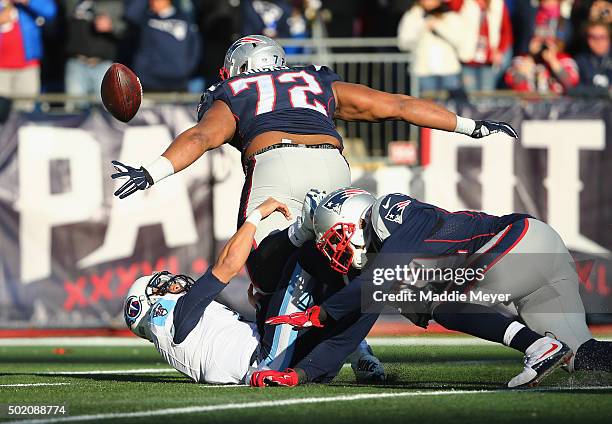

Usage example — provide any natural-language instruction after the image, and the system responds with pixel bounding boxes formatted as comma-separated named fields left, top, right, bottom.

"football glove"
left=250, top=368, right=299, bottom=387
left=471, top=120, right=518, bottom=139
left=289, top=189, right=327, bottom=246
left=110, top=160, right=154, bottom=199
left=265, top=305, right=324, bottom=329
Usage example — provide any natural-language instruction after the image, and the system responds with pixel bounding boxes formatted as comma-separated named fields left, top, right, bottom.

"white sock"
left=503, top=321, right=525, bottom=347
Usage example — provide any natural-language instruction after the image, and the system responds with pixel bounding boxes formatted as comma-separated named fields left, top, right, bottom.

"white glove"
left=288, top=188, right=327, bottom=247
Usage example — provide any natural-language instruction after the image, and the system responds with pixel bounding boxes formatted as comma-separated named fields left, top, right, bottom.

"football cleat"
left=352, top=354, right=386, bottom=383
left=348, top=342, right=386, bottom=383
left=507, top=337, right=573, bottom=388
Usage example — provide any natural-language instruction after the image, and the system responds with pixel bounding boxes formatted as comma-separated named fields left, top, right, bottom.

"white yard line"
left=0, top=337, right=150, bottom=347
left=0, top=336, right=506, bottom=347
left=11, top=389, right=498, bottom=424
left=0, top=383, right=70, bottom=388
left=368, top=337, right=496, bottom=346
left=198, top=384, right=250, bottom=388
left=1, top=336, right=610, bottom=347
left=38, top=368, right=177, bottom=375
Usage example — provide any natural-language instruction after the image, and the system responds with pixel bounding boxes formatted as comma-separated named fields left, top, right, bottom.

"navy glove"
left=110, top=160, right=154, bottom=199
left=471, top=120, right=518, bottom=139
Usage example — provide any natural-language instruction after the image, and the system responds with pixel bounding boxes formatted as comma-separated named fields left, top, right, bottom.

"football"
left=100, top=63, right=142, bottom=123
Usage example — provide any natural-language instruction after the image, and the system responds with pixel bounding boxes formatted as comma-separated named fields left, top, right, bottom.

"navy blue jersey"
left=197, top=65, right=342, bottom=154
left=375, top=193, right=532, bottom=257
left=323, top=194, right=533, bottom=320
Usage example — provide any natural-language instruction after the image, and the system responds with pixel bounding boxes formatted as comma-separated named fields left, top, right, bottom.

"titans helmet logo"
left=124, top=296, right=141, bottom=325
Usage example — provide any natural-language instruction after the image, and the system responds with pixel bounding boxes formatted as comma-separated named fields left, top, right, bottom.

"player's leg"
left=239, top=146, right=351, bottom=246
left=285, top=146, right=386, bottom=380
left=432, top=301, right=572, bottom=387
left=291, top=311, right=380, bottom=384
left=254, top=248, right=319, bottom=371
left=459, top=218, right=576, bottom=386
left=508, top=220, right=611, bottom=372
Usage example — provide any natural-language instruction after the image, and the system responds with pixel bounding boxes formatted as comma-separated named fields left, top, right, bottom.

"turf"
left=1, top=340, right=611, bottom=423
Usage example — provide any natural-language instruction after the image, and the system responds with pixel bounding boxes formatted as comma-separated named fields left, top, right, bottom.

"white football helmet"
left=123, top=271, right=195, bottom=340
left=123, top=275, right=156, bottom=341
left=313, top=187, right=376, bottom=274
left=220, top=35, right=286, bottom=80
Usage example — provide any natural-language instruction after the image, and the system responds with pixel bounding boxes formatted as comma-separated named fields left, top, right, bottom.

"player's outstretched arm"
left=110, top=100, right=236, bottom=199
left=161, top=100, right=236, bottom=173
left=212, top=198, right=292, bottom=283
left=332, top=82, right=518, bottom=140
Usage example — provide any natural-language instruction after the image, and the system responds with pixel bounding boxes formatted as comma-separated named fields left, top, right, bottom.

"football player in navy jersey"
left=110, top=34, right=518, bottom=381
left=266, top=188, right=612, bottom=388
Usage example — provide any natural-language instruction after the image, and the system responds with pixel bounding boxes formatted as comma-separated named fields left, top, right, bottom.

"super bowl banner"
left=0, top=98, right=610, bottom=328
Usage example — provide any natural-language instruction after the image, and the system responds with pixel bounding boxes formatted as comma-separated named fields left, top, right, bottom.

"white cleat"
left=508, top=337, right=573, bottom=388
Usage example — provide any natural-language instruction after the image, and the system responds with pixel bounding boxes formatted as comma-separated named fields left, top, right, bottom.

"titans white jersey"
left=148, top=293, right=260, bottom=384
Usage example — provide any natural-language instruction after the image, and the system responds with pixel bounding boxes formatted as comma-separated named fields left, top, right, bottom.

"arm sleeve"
left=556, top=56, right=580, bottom=89
left=172, top=266, right=226, bottom=344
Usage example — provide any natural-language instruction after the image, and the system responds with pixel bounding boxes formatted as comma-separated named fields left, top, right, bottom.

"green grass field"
left=1, top=337, right=612, bottom=424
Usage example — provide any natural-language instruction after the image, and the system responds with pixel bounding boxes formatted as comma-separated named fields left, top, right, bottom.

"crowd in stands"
left=0, top=0, right=609, bottom=111
left=398, top=0, right=611, bottom=96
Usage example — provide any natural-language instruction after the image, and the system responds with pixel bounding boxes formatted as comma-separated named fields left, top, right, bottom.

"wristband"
left=454, top=116, right=476, bottom=136
left=145, top=156, right=174, bottom=184
left=245, top=210, right=262, bottom=227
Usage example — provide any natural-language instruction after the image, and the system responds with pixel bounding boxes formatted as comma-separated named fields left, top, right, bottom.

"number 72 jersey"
left=197, top=65, right=343, bottom=154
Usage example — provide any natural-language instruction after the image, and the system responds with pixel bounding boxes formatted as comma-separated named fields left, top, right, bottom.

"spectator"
left=454, top=0, right=513, bottom=91
left=192, top=0, right=239, bottom=86
left=568, top=1, right=611, bottom=53
left=124, top=0, right=201, bottom=92
left=534, top=0, right=571, bottom=43
left=397, top=0, right=464, bottom=94
left=64, top=0, right=125, bottom=108
left=587, top=0, right=612, bottom=23
left=504, top=34, right=580, bottom=94
left=320, top=0, right=366, bottom=38
left=241, top=0, right=292, bottom=39
left=574, top=20, right=611, bottom=90
left=0, top=0, right=57, bottom=109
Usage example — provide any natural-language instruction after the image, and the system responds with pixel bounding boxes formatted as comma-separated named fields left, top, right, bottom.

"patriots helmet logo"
left=124, top=295, right=142, bottom=326
left=323, top=188, right=369, bottom=215
left=227, top=36, right=263, bottom=55
left=385, top=199, right=411, bottom=224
